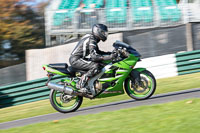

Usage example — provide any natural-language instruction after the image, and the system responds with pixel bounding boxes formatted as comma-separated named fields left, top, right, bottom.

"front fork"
left=130, top=70, right=141, bottom=84
left=130, top=68, right=146, bottom=86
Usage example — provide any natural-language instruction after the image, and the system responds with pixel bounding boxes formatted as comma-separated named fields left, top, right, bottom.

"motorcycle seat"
left=48, top=63, right=87, bottom=77
left=48, top=63, right=71, bottom=75
left=48, top=63, right=68, bottom=69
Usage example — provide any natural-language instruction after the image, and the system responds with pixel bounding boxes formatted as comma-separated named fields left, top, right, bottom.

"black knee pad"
left=93, top=68, right=100, bottom=74
left=87, top=64, right=100, bottom=77
left=93, top=64, right=100, bottom=73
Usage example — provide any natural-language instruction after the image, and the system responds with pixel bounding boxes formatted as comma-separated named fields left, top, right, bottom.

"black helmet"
left=92, top=24, right=108, bottom=42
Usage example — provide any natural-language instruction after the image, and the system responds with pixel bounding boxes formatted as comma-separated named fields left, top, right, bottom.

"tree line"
left=0, top=0, right=49, bottom=68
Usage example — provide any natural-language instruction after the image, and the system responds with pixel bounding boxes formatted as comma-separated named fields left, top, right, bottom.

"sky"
left=35, top=0, right=47, bottom=4
left=27, top=0, right=48, bottom=5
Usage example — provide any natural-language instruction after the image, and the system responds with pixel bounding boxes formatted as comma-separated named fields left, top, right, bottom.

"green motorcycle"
left=42, top=41, right=156, bottom=113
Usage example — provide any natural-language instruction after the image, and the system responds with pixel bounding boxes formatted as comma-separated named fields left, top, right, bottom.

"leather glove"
left=111, top=52, right=118, bottom=59
left=101, top=52, right=118, bottom=61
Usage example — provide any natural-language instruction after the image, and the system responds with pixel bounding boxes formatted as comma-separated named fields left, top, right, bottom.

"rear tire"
left=49, top=89, right=83, bottom=113
left=125, top=70, right=156, bottom=100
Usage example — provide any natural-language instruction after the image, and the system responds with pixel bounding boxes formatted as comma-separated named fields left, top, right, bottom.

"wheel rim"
left=53, top=90, right=79, bottom=110
left=127, top=72, right=154, bottom=98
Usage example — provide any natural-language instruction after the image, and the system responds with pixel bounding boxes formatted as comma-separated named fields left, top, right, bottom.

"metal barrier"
left=45, top=9, right=75, bottom=33
left=44, top=2, right=200, bottom=46
left=0, top=76, right=64, bottom=108
left=176, top=50, right=200, bottom=75
left=45, top=6, right=186, bottom=35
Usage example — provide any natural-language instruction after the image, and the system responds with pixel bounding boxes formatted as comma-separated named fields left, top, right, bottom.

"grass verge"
left=1, top=98, right=200, bottom=133
left=0, top=72, right=200, bottom=123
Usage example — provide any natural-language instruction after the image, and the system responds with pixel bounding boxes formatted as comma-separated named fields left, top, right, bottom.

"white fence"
left=136, top=54, right=178, bottom=79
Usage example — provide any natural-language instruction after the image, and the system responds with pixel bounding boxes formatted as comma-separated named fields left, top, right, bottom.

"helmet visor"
left=103, top=31, right=108, bottom=38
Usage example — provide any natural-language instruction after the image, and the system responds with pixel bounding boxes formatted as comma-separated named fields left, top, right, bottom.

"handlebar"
left=113, top=47, right=129, bottom=58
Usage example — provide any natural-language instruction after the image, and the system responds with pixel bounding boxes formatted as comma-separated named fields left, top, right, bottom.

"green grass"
left=0, top=72, right=200, bottom=123
left=1, top=98, right=200, bottom=133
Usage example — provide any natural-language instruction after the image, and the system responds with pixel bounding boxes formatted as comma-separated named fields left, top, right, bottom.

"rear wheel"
left=49, top=88, right=83, bottom=113
left=125, top=70, right=156, bottom=100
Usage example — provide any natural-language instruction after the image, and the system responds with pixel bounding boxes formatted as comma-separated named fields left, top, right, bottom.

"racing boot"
left=76, top=74, right=89, bottom=93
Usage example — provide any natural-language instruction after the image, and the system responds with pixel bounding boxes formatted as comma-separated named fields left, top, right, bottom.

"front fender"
left=126, top=68, right=146, bottom=83
left=133, top=68, right=146, bottom=72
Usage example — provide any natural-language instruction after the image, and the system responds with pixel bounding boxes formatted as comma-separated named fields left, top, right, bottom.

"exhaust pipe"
left=47, top=82, right=73, bottom=95
left=48, top=82, right=94, bottom=99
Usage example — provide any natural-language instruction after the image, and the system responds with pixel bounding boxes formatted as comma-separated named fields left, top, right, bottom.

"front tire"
left=49, top=89, right=83, bottom=113
left=125, top=70, right=156, bottom=100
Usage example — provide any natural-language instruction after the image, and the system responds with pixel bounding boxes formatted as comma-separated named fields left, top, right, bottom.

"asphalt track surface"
left=0, top=88, right=200, bottom=130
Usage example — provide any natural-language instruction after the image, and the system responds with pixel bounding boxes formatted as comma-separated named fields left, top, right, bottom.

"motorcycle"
left=42, top=40, right=156, bottom=113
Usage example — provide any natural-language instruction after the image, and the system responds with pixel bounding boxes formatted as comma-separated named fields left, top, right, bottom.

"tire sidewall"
left=49, top=89, right=83, bottom=113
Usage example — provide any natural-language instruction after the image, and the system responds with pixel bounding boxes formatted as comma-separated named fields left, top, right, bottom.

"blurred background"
left=0, top=0, right=200, bottom=86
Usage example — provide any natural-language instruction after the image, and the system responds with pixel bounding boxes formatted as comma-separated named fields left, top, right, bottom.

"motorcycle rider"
left=69, top=24, right=117, bottom=92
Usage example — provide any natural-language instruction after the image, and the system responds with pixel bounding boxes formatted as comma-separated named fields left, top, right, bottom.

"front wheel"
left=49, top=89, right=83, bottom=113
left=125, top=70, right=156, bottom=100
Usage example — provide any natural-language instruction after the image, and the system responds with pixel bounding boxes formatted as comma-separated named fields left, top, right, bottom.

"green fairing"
left=123, top=55, right=139, bottom=66
left=134, top=68, right=146, bottom=72
left=113, top=54, right=138, bottom=69
left=104, top=69, right=114, bottom=74
left=97, top=54, right=139, bottom=98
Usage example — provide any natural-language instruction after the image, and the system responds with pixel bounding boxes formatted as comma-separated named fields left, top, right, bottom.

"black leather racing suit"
left=69, top=34, right=112, bottom=77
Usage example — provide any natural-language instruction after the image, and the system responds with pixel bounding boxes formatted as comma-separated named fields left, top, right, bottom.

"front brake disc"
left=133, top=77, right=148, bottom=93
